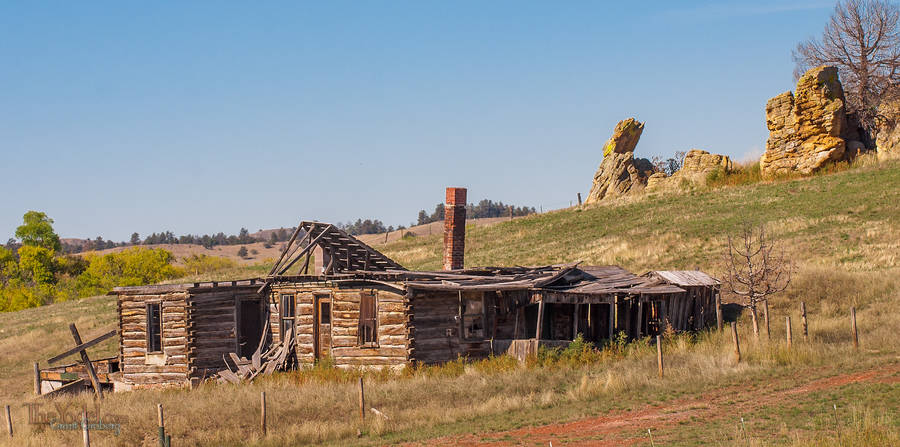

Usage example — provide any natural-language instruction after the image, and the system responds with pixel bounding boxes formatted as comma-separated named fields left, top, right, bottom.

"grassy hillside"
left=381, top=159, right=900, bottom=273
left=1, top=161, right=898, bottom=446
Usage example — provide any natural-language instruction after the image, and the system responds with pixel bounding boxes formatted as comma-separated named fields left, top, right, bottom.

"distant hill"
left=79, top=241, right=283, bottom=266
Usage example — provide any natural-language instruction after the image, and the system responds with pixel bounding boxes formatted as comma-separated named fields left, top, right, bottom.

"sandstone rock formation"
left=677, top=149, right=732, bottom=183
left=646, top=149, right=733, bottom=191
left=876, top=100, right=900, bottom=160
left=585, top=118, right=656, bottom=203
left=761, top=65, right=862, bottom=176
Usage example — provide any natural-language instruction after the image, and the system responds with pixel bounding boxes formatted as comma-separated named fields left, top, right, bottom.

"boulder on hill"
left=877, top=100, right=900, bottom=160
left=760, top=65, right=864, bottom=176
left=585, top=118, right=656, bottom=203
left=647, top=149, right=733, bottom=191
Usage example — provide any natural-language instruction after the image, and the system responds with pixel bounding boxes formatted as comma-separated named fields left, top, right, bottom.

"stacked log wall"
left=187, top=287, right=260, bottom=378
left=295, top=292, right=315, bottom=365
left=117, top=291, right=190, bottom=388
left=334, top=289, right=409, bottom=368
left=271, top=284, right=410, bottom=368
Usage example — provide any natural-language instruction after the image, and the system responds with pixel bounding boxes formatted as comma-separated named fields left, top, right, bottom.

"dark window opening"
left=460, top=292, right=486, bottom=341
left=280, top=294, right=295, bottom=338
left=146, top=302, right=162, bottom=352
left=358, top=291, right=377, bottom=346
left=320, top=301, right=331, bottom=325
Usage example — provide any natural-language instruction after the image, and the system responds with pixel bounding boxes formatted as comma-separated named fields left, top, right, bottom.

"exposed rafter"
left=267, top=221, right=406, bottom=279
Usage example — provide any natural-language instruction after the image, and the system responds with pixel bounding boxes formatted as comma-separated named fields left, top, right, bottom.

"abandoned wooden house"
left=92, top=187, right=720, bottom=389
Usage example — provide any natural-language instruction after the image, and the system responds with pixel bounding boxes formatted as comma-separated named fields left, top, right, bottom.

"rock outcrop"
left=876, top=100, right=900, bottom=160
left=585, top=118, right=656, bottom=203
left=646, top=149, right=733, bottom=190
left=677, top=149, right=733, bottom=183
left=761, top=65, right=862, bottom=176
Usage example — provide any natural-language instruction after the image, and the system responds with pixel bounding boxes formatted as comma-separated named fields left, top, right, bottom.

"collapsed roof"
left=266, top=221, right=405, bottom=278
left=253, top=221, right=713, bottom=299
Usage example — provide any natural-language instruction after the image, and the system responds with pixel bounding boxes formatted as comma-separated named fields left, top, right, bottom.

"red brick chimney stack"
left=443, top=187, right=467, bottom=270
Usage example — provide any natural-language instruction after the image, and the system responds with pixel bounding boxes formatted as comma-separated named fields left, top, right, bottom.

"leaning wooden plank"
left=218, top=369, right=241, bottom=384
left=251, top=319, right=269, bottom=370
left=228, top=353, right=250, bottom=366
left=41, top=379, right=86, bottom=398
left=229, top=354, right=252, bottom=376
left=48, top=330, right=117, bottom=364
left=69, top=324, right=103, bottom=399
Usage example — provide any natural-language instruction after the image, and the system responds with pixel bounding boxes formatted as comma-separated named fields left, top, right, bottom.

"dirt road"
left=413, top=364, right=900, bottom=446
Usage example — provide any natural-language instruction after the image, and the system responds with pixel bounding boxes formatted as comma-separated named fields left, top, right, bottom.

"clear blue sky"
left=1, top=1, right=836, bottom=241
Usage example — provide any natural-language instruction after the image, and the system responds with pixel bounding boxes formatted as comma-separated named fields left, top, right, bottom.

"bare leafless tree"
left=723, top=223, right=792, bottom=338
left=651, top=150, right=686, bottom=176
left=794, top=0, right=900, bottom=140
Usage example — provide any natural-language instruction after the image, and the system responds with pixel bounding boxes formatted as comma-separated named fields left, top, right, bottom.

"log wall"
left=330, top=289, right=408, bottom=368
left=187, top=286, right=262, bottom=378
left=409, top=291, right=492, bottom=364
left=270, top=284, right=410, bottom=369
left=117, top=291, right=190, bottom=388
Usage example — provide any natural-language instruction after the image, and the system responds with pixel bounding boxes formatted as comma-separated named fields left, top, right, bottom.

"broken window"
left=358, top=291, right=377, bottom=346
left=280, top=294, right=295, bottom=338
left=146, top=302, right=162, bottom=352
left=460, top=292, right=486, bottom=341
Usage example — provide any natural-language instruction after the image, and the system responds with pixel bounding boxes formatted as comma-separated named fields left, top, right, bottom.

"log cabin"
left=106, top=187, right=720, bottom=389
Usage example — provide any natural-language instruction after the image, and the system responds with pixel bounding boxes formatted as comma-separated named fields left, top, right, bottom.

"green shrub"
left=76, top=247, right=184, bottom=296
left=182, top=254, right=237, bottom=275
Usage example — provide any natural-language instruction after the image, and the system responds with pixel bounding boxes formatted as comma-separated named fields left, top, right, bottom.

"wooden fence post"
left=731, top=322, right=741, bottom=363
left=656, top=335, right=664, bottom=379
left=34, top=363, right=41, bottom=396
left=82, top=409, right=90, bottom=447
left=850, top=307, right=859, bottom=351
left=800, top=301, right=808, bottom=342
left=157, top=404, right=165, bottom=447
left=260, top=391, right=267, bottom=436
left=715, top=293, right=723, bottom=332
left=358, top=377, right=365, bottom=423
left=5, top=405, right=11, bottom=438
left=786, top=316, right=792, bottom=347
left=763, top=300, right=771, bottom=339
left=577, top=193, right=582, bottom=206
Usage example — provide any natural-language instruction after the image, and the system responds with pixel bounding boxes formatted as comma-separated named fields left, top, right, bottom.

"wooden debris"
left=212, top=327, right=294, bottom=384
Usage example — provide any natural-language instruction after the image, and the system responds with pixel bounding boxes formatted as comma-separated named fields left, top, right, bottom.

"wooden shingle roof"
left=645, top=270, right=720, bottom=287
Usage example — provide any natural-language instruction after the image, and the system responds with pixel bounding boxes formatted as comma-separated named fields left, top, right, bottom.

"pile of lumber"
left=214, top=326, right=294, bottom=384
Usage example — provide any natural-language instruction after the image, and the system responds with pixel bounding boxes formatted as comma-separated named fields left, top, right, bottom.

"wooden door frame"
left=313, top=293, right=332, bottom=361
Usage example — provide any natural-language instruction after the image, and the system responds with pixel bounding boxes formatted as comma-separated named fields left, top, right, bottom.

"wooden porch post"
left=535, top=301, right=545, bottom=340
left=572, top=304, right=580, bottom=339
left=608, top=299, right=615, bottom=339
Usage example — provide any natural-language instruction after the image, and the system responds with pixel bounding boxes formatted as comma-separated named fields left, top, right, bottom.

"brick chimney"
left=443, top=187, right=467, bottom=270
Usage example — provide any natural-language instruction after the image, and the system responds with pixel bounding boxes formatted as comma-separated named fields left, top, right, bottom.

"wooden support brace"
left=69, top=324, right=103, bottom=399
left=48, top=330, right=117, bottom=364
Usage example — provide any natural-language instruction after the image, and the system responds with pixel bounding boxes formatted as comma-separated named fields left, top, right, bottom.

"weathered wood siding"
left=271, top=284, right=410, bottom=368
left=408, top=291, right=491, bottom=364
left=330, top=289, right=408, bottom=368
left=118, top=291, right=190, bottom=388
left=187, top=287, right=261, bottom=377
left=295, top=292, right=315, bottom=365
